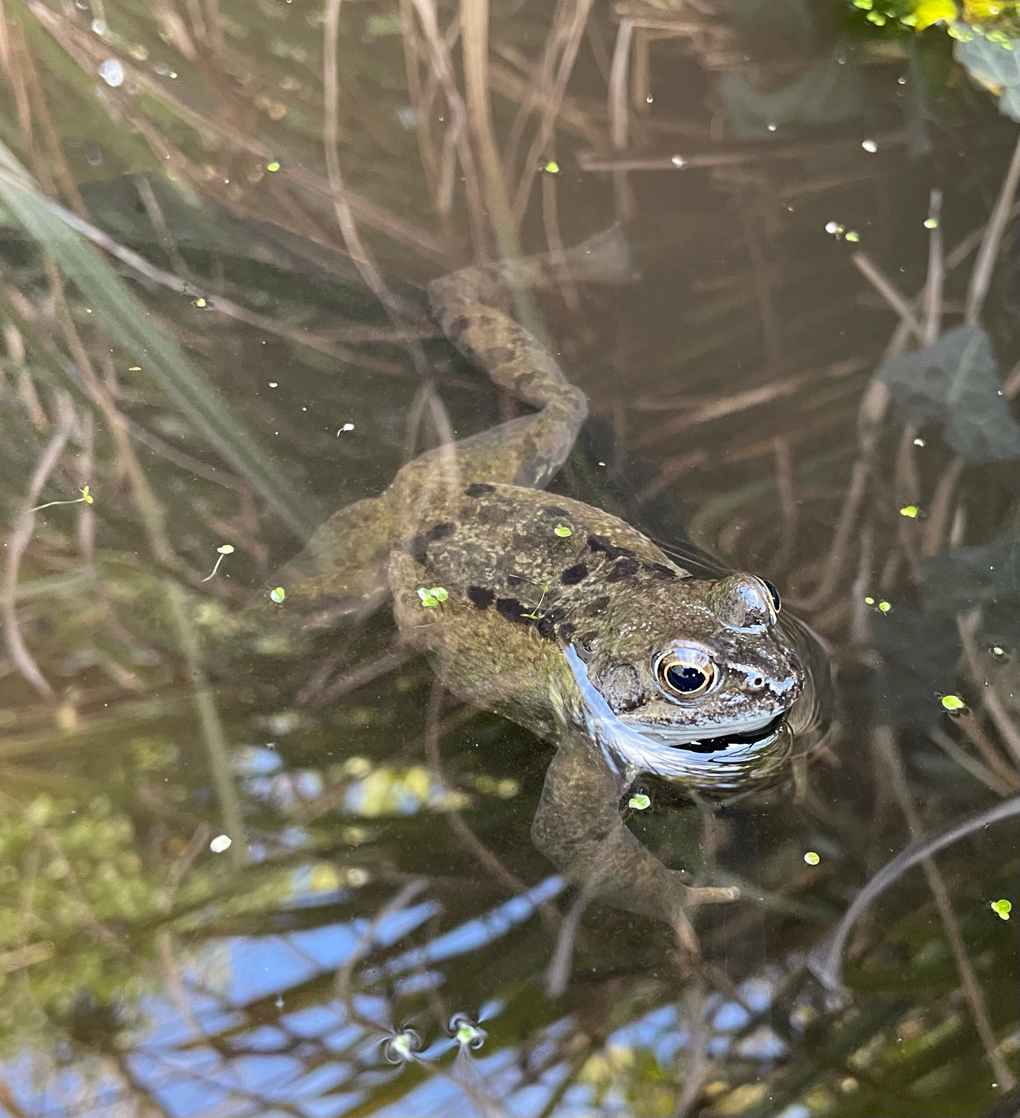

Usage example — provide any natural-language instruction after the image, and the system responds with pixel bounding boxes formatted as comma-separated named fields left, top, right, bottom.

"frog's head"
left=563, top=573, right=805, bottom=785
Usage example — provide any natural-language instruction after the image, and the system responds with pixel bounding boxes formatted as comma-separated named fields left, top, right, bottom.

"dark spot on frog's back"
left=560, top=563, right=589, bottom=586
left=406, top=521, right=456, bottom=564
left=468, top=586, right=495, bottom=610
left=587, top=534, right=636, bottom=561
left=586, top=596, right=610, bottom=616
left=542, top=505, right=569, bottom=517
left=495, top=597, right=529, bottom=624
left=605, top=557, right=640, bottom=582
left=465, top=482, right=495, bottom=498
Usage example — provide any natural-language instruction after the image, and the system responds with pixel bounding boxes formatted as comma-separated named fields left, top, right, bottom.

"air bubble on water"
left=98, top=59, right=124, bottom=87
left=210, top=834, right=232, bottom=853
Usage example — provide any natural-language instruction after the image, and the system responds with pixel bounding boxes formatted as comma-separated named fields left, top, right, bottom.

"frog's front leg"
left=532, top=730, right=738, bottom=947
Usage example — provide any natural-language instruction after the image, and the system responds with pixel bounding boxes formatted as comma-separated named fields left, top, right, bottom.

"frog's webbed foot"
left=532, top=729, right=739, bottom=947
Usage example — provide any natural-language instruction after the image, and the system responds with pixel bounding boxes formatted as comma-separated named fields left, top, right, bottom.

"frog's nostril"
left=749, top=675, right=765, bottom=690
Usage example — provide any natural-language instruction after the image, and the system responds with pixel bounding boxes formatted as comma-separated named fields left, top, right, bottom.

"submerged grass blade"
left=0, top=141, right=315, bottom=540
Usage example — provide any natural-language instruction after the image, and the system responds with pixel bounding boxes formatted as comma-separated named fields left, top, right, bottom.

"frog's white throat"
left=562, top=643, right=794, bottom=789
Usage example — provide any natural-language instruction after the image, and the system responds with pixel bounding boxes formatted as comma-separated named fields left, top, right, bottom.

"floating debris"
left=450, top=1013, right=486, bottom=1050
left=628, top=793, right=651, bottom=811
left=384, top=1029, right=421, bottom=1063
left=804, top=851, right=821, bottom=866
left=991, top=898, right=1012, bottom=920
left=417, top=586, right=448, bottom=607
left=543, top=160, right=559, bottom=174
left=940, top=693, right=966, bottom=712
left=270, top=587, right=286, bottom=603
left=266, top=161, right=281, bottom=172
left=209, top=834, right=232, bottom=853
left=31, top=485, right=94, bottom=513
left=201, top=544, right=234, bottom=582
left=862, top=139, right=878, bottom=152
left=554, top=525, right=572, bottom=537
left=899, top=505, right=919, bottom=518
left=98, top=59, right=124, bottom=87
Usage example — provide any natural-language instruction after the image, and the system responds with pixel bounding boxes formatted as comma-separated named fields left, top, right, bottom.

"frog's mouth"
left=624, top=713, right=789, bottom=752
left=563, top=644, right=795, bottom=791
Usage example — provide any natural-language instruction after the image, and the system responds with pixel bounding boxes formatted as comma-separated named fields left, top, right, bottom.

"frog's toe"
left=681, top=884, right=741, bottom=906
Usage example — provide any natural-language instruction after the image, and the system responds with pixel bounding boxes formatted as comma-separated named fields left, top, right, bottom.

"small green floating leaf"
left=877, top=600, right=892, bottom=613
left=941, top=693, right=966, bottom=712
left=991, top=898, right=1012, bottom=920
left=417, top=586, right=447, bottom=607
left=270, top=587, right=286, bottom=603
left=844, top=231, right=860, bottom=243
left=80, top=485, right=93, bottom=504
left=216, top=544, right=235, bottom=555
left=543, top=160, right=560, bottom=174
left=991, top=645, right=1005, bottom=656
left=554, top=525, right=572, bottom=537
left=628, top=793, right=651, bottom=811
left=923, top=216, right=939, bottom=229
left=864, top=596, right=875, bottom=605
left=266, top=161, right=281, bottom=172
left=194, top=297, right=207, bottom=308
left=899, top=505, right=919, bottom=518
left=804, top=851, right=820, bottom=865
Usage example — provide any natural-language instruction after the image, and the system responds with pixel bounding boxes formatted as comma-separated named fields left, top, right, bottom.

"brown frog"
left=259, top=230, right=833, bottom=945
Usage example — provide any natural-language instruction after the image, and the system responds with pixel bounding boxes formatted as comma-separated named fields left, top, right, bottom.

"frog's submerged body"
left=262, top=230, right=833, bottom=940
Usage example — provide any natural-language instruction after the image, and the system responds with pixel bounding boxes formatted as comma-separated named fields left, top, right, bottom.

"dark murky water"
left=0, top=1, right=1018, bottom=1114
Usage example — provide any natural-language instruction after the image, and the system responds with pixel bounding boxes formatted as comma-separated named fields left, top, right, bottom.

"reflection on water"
left=0, top=0, right=1018, bottom=1114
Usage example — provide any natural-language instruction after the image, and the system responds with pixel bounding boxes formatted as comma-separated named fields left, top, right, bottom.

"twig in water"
left=607, top=18, right=635, bottom=221
left=808, top=793, right=1020, bottom=991
left=2, top=391, right=75, bottom=700
left=966, top=137, right=1020, bottom=324
left=928, top=727, right=1016, bottom=797
left=511, top=0, right=596, bottom=227
left=873, top=726, right=1015, bottom=1091
left=923, top=188, right=944, bottom=345
left=851, top=252, right=925, bottom=342
left=165, top=580, right=247, bottom=866
left=957, top=608, right=1020, bottom=761
left=544, top=889, right=588, bottom=998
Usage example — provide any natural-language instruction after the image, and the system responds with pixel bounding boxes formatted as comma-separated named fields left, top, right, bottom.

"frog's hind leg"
left=249, top=494, right=395, bottom=635
left=426, top=268, right=588, bottom=490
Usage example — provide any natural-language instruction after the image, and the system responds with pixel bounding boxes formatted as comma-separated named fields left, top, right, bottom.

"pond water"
left=0, top=1, right=1018, bottom=1115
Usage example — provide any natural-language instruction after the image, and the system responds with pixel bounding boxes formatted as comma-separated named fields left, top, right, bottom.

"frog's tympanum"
left=260, top=230, right=834, bottom=946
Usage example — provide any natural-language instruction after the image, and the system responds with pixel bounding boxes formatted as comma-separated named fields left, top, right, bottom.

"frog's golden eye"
left=761, top=578, right=781, bottom=614
left=654, top=648, right=715, bottom=699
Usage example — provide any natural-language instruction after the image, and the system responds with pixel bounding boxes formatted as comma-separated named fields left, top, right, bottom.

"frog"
left=256, top=228, right=833, bottom=947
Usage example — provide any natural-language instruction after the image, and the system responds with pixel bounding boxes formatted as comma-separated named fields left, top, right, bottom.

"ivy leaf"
left=878, top=324, right=1020, bottom=462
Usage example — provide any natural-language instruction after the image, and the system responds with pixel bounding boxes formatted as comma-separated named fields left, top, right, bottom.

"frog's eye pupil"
left=762, top=578, right=781, bottom=613
left=655, top=652, right=715, bottom=698
left=666, top=664, right=707, bottom=693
